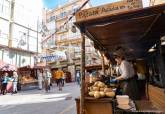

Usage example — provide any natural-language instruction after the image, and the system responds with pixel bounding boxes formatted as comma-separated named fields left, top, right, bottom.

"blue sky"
left=42, top=0, right=121, bottom=9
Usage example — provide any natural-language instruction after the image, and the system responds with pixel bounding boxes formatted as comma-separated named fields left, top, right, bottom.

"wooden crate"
left=75, top=97, right=113, bottom=114
left=148, top=85, right=165, bottom=113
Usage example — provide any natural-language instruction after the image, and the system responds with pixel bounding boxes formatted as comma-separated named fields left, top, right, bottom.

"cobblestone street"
left=0, top=83, right=80, bottom=114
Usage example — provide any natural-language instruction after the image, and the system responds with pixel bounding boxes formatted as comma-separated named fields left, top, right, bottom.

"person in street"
left=61, top=71, right=65, bottom=87
left=6, top=75, right=13, bottom=94
left=76, top=71, right=80, bottom=85
left=55, top=68, right=64, bottom=91
left=12, top=71, right=18, bottom=94
left=43, top=68, right=52, bottom=92
left=110, top=48, right=140, bottom=100
left=1, top=72, right=9, bottom=95
left=0, top=76, right=2, bottom=94
left=37, top=69, right=43, bottom=90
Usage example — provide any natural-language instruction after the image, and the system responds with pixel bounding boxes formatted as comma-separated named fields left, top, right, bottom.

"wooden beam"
left=80, top=28, right=86, bottom=114
left=101, top=53, right=105, bottom=75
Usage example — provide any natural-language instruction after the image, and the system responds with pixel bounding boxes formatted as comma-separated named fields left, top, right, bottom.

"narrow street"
left=0, top=83, right=80, bottom=114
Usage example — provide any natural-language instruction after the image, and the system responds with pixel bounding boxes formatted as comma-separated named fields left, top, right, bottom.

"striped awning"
left=0, top=60, right=16, bottom=71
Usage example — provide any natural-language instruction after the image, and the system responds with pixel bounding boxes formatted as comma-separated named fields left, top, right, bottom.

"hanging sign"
left=76, top=0, right=143, bottom=22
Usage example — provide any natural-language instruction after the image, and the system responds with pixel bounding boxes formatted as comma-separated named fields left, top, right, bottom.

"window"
left=60, top=34, right=67, bottom=40
left=68, top=31, right=80, bottom=39
left=0, top=0, right=10, bottom=18
left=48, top=16, right=56, bottom=22
left=0, top=29, right=8, bottom=40
left=17, top=31, right=27, bottom=48
left=72, top=5, right=79, bottom=14
left=60, top=11, right=67, bottom=18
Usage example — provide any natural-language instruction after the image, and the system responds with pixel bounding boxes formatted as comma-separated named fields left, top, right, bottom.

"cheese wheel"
left=105, top=92, right=115, bottom=97
left=94, top=91, right=100, bottom=99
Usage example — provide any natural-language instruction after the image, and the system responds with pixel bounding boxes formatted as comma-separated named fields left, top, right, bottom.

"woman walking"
left=12, top=71, right=18, bottom=94
left=1, top=73, right=9, bottom=95
left=38, top=70, right=43, bottom=90
left=43, top=69, right=52, bottom=92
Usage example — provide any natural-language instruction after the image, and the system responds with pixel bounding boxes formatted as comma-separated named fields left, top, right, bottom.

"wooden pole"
left=101, top=53, right=105, bottom=75
left=80, top=30, right=85, bottom=114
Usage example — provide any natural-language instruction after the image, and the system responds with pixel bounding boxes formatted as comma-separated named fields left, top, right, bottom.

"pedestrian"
left=55, top=68, right=64, bottom=91
left=6, top=75, right=13, bottom=94
left=12, top=71, right=18, bottom=94
left=1, top=72, right=9, bottom=95
left=37, top=69, right=43, bottom=90
left=61, top=71, right=65, bottom=87
left=0, top=76, right=2, bottom=94
left=43, top=68, right=52, bottom=92
left=76, top=71, right=80, bottom=85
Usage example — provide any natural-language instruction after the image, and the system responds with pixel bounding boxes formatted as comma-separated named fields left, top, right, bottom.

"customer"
left=61, top=71, right=65, bottom=87
left=37, top=69, right=43, bottom=90
left=6, top=74, right=13, bottom=93
left=1, top=72, right=9, bottom=95
left=76, top=71, right=81, bottom=85
left=55, top=68, right=64, bottom=91
left=0, top=76, right=2, bottom=94
left=111, top=48, right=140, bottom=100
left=12, top=71, right=18, bottom=94
left=43, top=68, right=52, bottom=92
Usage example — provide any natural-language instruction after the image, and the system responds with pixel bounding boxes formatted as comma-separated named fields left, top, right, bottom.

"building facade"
left=0, top=0, right=42, bottom=67
left=42, top=0, right=101, bottom=81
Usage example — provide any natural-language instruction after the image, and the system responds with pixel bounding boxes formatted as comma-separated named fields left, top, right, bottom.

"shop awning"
left=85, top=65, right=108, bottom=71
left=75, top=3, right=165, bottom=58
left=0, top=60, right=17, bottom=71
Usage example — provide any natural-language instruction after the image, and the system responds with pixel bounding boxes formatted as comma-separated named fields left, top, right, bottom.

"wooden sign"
left=76, top=0, right=143, bottom=22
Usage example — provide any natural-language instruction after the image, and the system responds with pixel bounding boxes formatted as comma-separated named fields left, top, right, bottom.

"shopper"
left=0, top=76, right=2, bottom=94
left=55, top=68, right=64, bottom=91
left=61, top=71, right=65, bottom=87
left=37, top=69, right=43, bottom=90
left=12, top=71, right=18, bottom=94
left=1, top=72, right=9, bottom=95
left=76, top=71, right=80, bottom=85
left=43, top=68, right=52, bottom=92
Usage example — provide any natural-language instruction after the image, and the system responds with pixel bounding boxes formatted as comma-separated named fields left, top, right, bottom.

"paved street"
left=0, top=83, right=80, bottom=114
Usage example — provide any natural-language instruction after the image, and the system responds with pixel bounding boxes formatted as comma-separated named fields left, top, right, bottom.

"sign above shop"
left=76, top=0, right=143, bottom=22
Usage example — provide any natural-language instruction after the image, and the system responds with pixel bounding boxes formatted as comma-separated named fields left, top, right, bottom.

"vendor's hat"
left=113, top=48, right=126, bottom=58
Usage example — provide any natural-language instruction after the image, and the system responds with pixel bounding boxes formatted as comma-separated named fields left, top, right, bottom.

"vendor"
left=111, top=48, right=140, bottom=100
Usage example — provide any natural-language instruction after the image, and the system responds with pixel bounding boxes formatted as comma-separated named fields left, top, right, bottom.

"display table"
left=75, top=97, right=114, bottom=114
left=114, top=100, right=163, bottom=114
left=75, top=97, right=163, bottom=114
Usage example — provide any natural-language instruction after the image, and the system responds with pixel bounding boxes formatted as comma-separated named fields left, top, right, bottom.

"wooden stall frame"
left=80, top=28, right=86, bottom=114
left=75, top=1, right=165, bottom=114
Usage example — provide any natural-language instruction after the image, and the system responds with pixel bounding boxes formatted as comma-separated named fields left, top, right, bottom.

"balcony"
left=56, top=38, right=81, bottom=45
left=56, top=26, right=68, bottom=34
left=55, top=12, right=68, bottom=21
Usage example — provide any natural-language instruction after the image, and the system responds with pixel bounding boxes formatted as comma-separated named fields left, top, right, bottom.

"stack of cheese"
left=88, top=81, right=115, bottom=99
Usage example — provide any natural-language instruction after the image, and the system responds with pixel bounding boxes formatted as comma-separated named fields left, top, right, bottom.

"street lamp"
left=71, top=25, right=77, bottom=33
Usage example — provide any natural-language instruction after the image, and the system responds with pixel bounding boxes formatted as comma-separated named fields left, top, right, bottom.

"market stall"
left=74, top=0, right=165, bottom=114
left=0, top=60, right=16, bottom=76
left=17, top=65, right=43, bottom=90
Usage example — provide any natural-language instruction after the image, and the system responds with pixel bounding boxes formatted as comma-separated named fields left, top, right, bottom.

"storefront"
left=0, top=60, right=16, bottom=76
left=75, top=0, right=165, bottom=114
left=17, top=65, right=42, bottom=90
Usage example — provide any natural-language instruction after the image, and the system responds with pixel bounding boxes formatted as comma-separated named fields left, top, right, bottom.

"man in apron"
left=111, top=48, right=140, bottom=100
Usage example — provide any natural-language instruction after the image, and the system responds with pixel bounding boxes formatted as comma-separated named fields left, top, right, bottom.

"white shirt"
left=38, top=72, right=43, bottom=81
left=76, top=72, right=80, bottom=78
left=119, top=60, right=135, bottom=79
